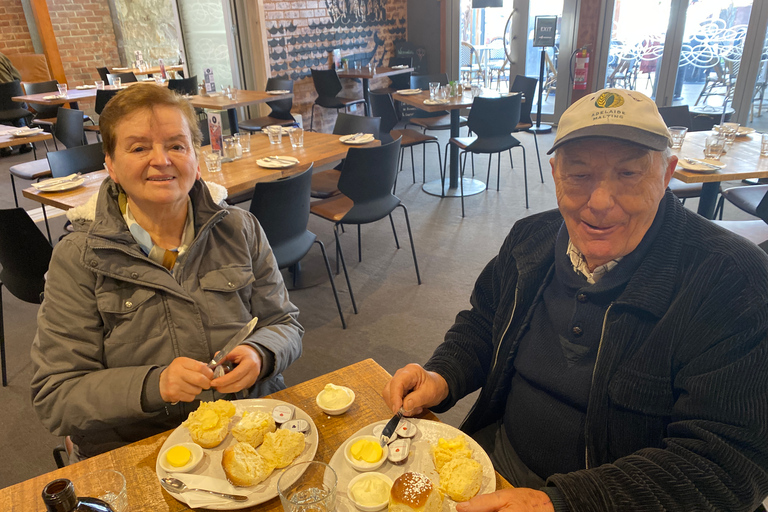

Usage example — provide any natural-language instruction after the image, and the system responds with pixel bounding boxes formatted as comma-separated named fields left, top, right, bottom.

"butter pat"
left=166, top=445, right=192, bottom=467
left=318, top=383, right=352, bottom=409
left=350, top=475, right=391, bottom=506
left=350, top=439, right=383, bottom=463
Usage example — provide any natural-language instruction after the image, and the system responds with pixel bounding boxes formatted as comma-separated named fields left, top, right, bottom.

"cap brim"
left=547, top=125, right=670, bottom=154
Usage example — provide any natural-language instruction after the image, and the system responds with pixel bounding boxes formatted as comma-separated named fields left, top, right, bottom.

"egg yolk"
left=350, top=439, right=383, bottom=463
left=166, top=445, right=192, bottom=467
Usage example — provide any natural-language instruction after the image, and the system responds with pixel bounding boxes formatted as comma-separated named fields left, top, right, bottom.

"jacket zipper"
left=492, top=285, right=520, bottom=372
left=585, top=302, right=613, bottom=469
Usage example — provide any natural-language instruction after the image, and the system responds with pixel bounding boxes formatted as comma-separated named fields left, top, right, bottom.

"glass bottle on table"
left=42, top=479, right=114, bottom=512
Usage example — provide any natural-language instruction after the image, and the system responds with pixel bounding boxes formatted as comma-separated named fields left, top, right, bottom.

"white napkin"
left=167, top=473, right=257, bottom=508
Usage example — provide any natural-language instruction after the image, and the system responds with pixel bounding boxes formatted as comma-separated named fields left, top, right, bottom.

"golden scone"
left=231, top=411, right=276, bottom=448
left=222, top=442, right=275, bottom=487
left=389, top=472, right=443, bottom=512
left=258, top=429, right=305, bottom=468
left=183, top=400, right=237, bottom=448
left=438, top=456, right=482, bottom=502
left=430, top=435, right=473, bottom=472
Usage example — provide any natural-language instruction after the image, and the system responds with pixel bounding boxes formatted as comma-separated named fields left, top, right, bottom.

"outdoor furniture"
left=460, top=41, right=485, bottom=85
left=310, top=68, right=368, bottom=131
left=657, top=105, right=706, bottom=204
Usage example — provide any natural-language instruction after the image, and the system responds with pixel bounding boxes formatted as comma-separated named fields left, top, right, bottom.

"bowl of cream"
left=347, top=472, right=393, bottom=511
left=316, top=383, right=355, bottom=415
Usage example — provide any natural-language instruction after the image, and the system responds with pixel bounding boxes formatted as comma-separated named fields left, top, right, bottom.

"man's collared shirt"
left=566, top=240, right=622, bottom=284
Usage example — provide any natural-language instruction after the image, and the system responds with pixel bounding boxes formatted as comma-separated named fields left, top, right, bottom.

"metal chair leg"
left=42, top=204, right=52, bottom=245
left=315, top=240, right=346, bottom=329
left=334, top=225, right=358, bottom=314
left=410, top=146, right=416, bottom=183
left=397, top=203, right=421, bottom=284
left=0, top=285, right=5, bottom=386
left=9, top=175, right=19, bottom=208
left=389, top=214, right=400, bottom=249
left=357, top=224, right=362, bottom=262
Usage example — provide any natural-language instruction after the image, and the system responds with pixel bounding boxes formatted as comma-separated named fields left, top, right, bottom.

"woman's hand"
left=382, top=363, right=449, bottom=416
left=159, top=357, right=214, bottom=403
left=456, top=489, right=554, bottom=512
left=210, top=345, right=262, bottom=394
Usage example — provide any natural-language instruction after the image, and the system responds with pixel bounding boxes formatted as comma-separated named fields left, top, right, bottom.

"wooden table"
left=0, top=359, right=510, bottom=511
left=0, top=125, right=53, bottom=153
left=110, top=64, right=184, bottom=76
left=393, top=90, right=520, bottom=198
left=337, top=66, right=413, bottom=111
left=13, top=84, right=132, bottom=108
left=672, top=130, right=768, bottom=218
left=188, top=90, right=293, bottom=134
left=22, top=131, right=378, bottom=210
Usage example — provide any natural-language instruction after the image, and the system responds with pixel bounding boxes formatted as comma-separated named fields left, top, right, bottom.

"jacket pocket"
left=200, top=266, right=255, bottom=325
left=97, top=287, right=162, bottom=345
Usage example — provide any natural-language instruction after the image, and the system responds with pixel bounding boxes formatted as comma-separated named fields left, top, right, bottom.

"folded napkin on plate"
left=167, top=473, right=258, bottom=509
left=43, top=95, right=61, bottom=100
left=424, top=99, right=448, bottom=105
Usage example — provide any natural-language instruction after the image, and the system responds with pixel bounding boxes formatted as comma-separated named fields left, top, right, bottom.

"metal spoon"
left=160, top=477, right=248, bottom=501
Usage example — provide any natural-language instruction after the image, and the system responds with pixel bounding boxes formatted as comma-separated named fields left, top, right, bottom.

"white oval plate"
left=339, top=134, right=375, bottom=145
left=329, top=419, right=495, bottom=512
left=33, top=176, right=86, bottom=192
left=156, top=398, right=318, bottom=510
left=396, top=89, right=422, bottom=95
left=256, top=156, right=299, bottom=168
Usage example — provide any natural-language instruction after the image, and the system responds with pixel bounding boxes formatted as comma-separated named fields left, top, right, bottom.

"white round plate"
left=396, top=89, right=422, bottom=95
left=329, top=419, right=495, bottom=512
left=267, top=90, right=291, bottom=95
left=11, top=128, right=44, bottom=137
left=678, top=158, right=725, bottom=173
left=34, top=176, right=86, bottom=192
left=737, top=126, right=756, bottom=136
left=339, top=134, right=375, bottom=145
left=155, top=398, right=318, bottom=510
left=256, top=156, right=299, bottom=168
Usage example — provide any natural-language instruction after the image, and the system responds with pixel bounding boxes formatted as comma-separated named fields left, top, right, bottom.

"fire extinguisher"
left=573, top=47, right=589, bottom=90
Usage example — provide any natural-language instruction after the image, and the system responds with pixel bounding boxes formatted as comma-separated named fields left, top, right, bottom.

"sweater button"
left=577, top=293, right=588, bottom=303
left=90, top=260, right=97, bottom=267
left=227, top=282, right=234, bottom=288
left=131, top=272, right=139, bottom=279
left=572, top=325, right=583, bottom=336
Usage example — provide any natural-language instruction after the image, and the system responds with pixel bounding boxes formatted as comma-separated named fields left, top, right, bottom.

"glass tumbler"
left=57, top=84, right=68, bottom=97
left=704, top=135, right=725, bottom=160
left=73, top=470, right=128, bottom=512
left=668, top=126, right=688, bottom=149
left=289, top=126, right=304, bottom=148
left=266, top=125, right=283, bottom=145
left=204, top=150, right=222, bottom=172
left=113, top=77, right=122, bottom=88
left=237, top=132, right=250, bottom=153
left=761, top=133, right=768, bottom=157
left=429, top=82, right=440, bottom=100
left=722, top=122, right=740, bottom=145
left=278, top=461, right=336, bottom=512
left=95, top=80, right=104, bottom=90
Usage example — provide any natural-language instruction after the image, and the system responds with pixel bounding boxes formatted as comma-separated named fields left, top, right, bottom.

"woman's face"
left=105, top=106, right=200, bottom=215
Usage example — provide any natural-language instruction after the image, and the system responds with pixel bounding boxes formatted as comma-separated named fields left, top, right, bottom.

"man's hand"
left=210, top=345, right=262, bottom=394
left=159, top=357, right=214, bottom=403
left=456, top=489, right=554, bottom=512
left=382, top=363, right=449, bottom=416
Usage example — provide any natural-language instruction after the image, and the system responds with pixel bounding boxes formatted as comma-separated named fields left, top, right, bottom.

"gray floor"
left=0, top=124, right=762, bottom=504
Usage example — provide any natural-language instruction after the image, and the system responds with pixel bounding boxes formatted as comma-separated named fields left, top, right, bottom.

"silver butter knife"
left=379, top=408, right=404, bottom=446
left=684, top=158, right=720, bottom=170
left=207, top=316, right=259, bottom=369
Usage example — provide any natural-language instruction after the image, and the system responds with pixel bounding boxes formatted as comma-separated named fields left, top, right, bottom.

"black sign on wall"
left=533, top=15, right=558, bottom=48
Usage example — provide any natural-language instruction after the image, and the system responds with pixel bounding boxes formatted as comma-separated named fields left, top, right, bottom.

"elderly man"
left=384, top=89, right=768, bottom=511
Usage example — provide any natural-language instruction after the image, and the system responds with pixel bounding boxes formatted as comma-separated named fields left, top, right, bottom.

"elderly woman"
left=30, top=84, right=303, bottom=460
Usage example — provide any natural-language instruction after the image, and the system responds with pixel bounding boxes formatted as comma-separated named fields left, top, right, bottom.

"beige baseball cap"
left=548, top=88, right=671, bottom=154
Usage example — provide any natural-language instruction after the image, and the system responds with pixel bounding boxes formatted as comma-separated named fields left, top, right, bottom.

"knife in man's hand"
left=379, top=408, right=405, bottom=446
left=207, top=316, right=259, bottom=369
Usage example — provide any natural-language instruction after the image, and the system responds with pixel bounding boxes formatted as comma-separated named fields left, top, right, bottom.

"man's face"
left=551, top=139, right=676, bottom=271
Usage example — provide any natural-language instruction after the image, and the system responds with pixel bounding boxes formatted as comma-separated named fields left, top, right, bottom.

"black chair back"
left=410, top=74, right=449, bottom=119
left=96, top=67, right=110, bottom=83
left=0, top=208, right=52, bottom=304
left=94, top=88, right=120, bottom=115
left=167, top=75, right=198, bottom=96
left=510, top=75, right=537, bottom=126
left=467, top=95, right=521, bottom=138
left=249, top=166, right=314, bottom=268
left=47, top=143, right=105, bottom=178
left=107, top=72, right=137, bottom=85
left=369, top=91, right=399, bottom=133
left=54, top=107, right=86, bottom=149
left=337, top=137, right=403, bottom=223
left=658, top=105, right=693, bottom=129
left=266, top=77, right=295, bottom=120
left=388, top=57, right=412, bottom=90
left=0, top=80, right=33, bottom=126
left=333, top=112, right=381, bottom=139
left=22, top=80, right=60, bottom=119
left=311, top=69, right=343, bottom=100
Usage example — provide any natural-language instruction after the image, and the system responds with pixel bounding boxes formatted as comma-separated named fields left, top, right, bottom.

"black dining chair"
left=239, top=77, right=297, bottom=132
left=713, top=188, right=768, bottom=252
left=0, top=207, right=53, bottom=387
left=47, top=142, right=105, bottom=178
left=405, top=74, right=468, bottom=134
left=443, top=94, right=527, bottom=216
left=96, top=66, right=110, bottom=84
left=510, top=75, right=545, bottom=183
left=167, top=75, right=199, bottom=96
left=106, top=72, right=138, bottom=85
left=369, top=90, right=441, bottom=193
left=0, top=80, right=34, bottom=128
left=310, top=113, right=382, bottom=199
left=249, top=166, right=350, bottom=329
left=20, top=80, right=61, bottom=133
left=83, top=88, right=121, bottom=141
left=310, top=68, right=368, bottom=131
left=310, top=137, right=421, bottom=311
left=370, top=57, right=413, bottom=95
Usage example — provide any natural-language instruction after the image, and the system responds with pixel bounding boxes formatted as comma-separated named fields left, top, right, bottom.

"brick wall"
left=0, top=0, right=35, bottom=54
left=263, top=0, right=407, bottom=132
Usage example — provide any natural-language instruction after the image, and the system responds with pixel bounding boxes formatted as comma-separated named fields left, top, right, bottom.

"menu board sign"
left=208, top=112, right=223, bottom=152
left=533, top=15, right=558, bottom=48
left=204, top=68, right=216, bottom=93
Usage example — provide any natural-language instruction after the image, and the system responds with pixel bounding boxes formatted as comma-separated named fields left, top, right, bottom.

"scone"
left=389, top=472, right=443, bottom=512
left=183, top=400, right=237, bottom=448
left=231, top=411, right=276, bottom=448
left=222, top=441, right=275, bottom=486
left=438, top=456, right=482, bottom=502
left=430, top=435, right=473, bottom=472
left=258, top=429, right=305, bottom=468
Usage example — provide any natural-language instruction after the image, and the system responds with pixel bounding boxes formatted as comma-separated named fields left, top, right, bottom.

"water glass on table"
left=721, top=122, right=740, bottom=145
left=236, top=131, right=250, bottom=153
left=704, top=134, right=726, bottom=160
left=266, top=125, right=283, bottom=145
left=668, top=126, right=688, bottom=149
left=204, top=150, right=222, bottom=172
left=761, top=133, right=768, bottom=157
left=73, top=469, right=128, bottom=512
left=113, top=77, right=122, bottom=88
left=289, top=126, right=304, bottom=148
left=57, top=84, right=68, bottom=97
left=278, top=461, right=336, bottom=512
left=95, top=80, right=104, bottom=90
left=429, top=82, right=440, bottom=100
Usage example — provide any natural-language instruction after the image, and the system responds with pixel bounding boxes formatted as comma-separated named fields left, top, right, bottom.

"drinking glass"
left=95, top=80, right=104, bottom=90
left=236, top=131, right=250, bottom=153
left=57, top=84, right=67, bottom=97
left=113, top=77, right=122, bottom=88
left=368, top=61, right=375, bottom=73
left=761, top=133, right=768, bottom=157
left=154, top=76, right=165, bottom=85
left=223, top=136, right=238, bottom=160
left=266, top=125, right=283, bottom=145
left=204, top=150, right=222, bottom=172
left=704, top=135, right=725, bottom=160
left=73, top=470, right=127, bottom=512
left=278, top=461, right=336, bottom=512
left=668, top=126, right=688, bottom=149
left=229, top=86, right=238, bottom=100
left=429, top=82, right=440, bottom=100
left=289, top=126, right=304, bottom=148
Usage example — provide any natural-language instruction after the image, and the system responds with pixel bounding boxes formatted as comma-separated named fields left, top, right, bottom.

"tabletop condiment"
left=42, top=479, right=114, bottom=512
